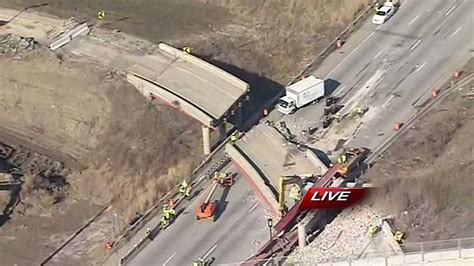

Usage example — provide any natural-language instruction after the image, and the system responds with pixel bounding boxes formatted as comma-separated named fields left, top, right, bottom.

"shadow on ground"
left=325, top=79, right=341, bottom=96
left=195, top=54, right=285, bottom=131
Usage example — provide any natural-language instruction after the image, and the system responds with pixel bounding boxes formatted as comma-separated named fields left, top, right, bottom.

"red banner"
left=299, top=187, right=370, bottom=210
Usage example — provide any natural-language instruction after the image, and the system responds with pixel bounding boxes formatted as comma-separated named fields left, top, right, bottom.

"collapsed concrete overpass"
left=126, top=44, right=250, bottom=154
left=226, top=123, right=329, bottom=216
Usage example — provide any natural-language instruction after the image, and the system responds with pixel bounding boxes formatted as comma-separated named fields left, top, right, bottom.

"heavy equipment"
left=196, top=172, right=234, bottom=220
left=278, top=175, right=319, bottom=216
left=336, top=148, right=368, bottom=177
left=244, top=147, right=370, bottom=264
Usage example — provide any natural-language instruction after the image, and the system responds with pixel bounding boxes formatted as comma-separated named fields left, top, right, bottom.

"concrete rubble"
left=287, top=204, right=383, bottom=264
left=0, top=33, right=39, bottom=56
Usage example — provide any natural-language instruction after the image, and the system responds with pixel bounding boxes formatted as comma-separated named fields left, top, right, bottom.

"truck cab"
left=277, top=96, right=297, bottom=115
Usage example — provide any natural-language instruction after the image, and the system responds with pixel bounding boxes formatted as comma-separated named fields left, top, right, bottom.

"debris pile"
left=287, top=205, right=382, bottom=264
left=0, top=34, right=39, bottom=56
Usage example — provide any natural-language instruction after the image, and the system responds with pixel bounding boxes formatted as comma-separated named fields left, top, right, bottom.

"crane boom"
left=204, top=180, right=219, bottom=205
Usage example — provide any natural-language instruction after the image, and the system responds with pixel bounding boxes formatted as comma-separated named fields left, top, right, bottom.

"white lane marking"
left=203, top=244, right=218, bottom=258
left=408, top=14, right=420, bottom=25
left=373, top=49, right=384, bottom=60
left=163, top=252, right=176, bottom=265
left=444, top=4, right=457, bottom=16
left=248, top=202, right=259, bottom=213
left=409, top=39, right=421, bottom=51
left=382, top=95, right=394, bottom=108
left=416, top=62, right=427, bottom=72
left=326, top=32, right=375, bottom=77
left=450, top=27, right=462, bottom=37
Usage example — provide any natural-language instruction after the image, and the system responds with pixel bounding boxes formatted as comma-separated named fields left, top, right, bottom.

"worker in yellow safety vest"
left=97, top=11, right=106, bottom=20
left=367, top=225, right=377, bottom=238
left=338, top=154, right=347, bottom=164
left=356, top=106, right=364, bottom=117
left=163, top=205, right=176, bottom=220
left=183, top=46, right=191, bottom=54
left=146, top=227, right=154, bottom=240
left=394, top=231, right=404, bottom=242
left=160, top=216, right=169, bottom=229
left=179, top=179, right=191, bottom=197
left=230, top=135, right=238, bottom=144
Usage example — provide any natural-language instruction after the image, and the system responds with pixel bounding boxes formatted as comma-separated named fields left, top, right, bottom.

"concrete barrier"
left=225, top=143, right=279, bottom=215
left=305, top=149, right=328, bottom=174
left=49, top=22, right=89, bottom=51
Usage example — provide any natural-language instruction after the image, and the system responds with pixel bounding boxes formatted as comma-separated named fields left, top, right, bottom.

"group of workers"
left=159, top=204, right=177, bottom=229
left=158, top=179, right=192, bottom=229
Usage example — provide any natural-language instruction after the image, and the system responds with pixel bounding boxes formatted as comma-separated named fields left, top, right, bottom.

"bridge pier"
left=218, top=123, right=226, bottom=141
left=202, top=126, right=211, bottom=155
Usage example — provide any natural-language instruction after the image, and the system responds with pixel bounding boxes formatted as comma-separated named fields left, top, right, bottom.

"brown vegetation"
left=366, top=63, right=474, bottom=242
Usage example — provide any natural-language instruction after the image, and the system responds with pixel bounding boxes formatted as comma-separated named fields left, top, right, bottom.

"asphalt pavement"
left=284, top=0, right=473, bottom=152
left=128, top=165, right=269, bottom=265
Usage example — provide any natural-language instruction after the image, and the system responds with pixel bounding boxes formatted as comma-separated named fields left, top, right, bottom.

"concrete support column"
left=202, top=126, right=211, bottom=155
left=298, top=221, right=306, bottom=249
left=218, top=123, right=226, bottom=141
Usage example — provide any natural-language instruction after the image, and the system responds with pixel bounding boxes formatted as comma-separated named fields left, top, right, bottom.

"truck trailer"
left=277, top=75, right=325, bottom=115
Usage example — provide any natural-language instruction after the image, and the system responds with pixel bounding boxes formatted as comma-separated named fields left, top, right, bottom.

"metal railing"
left=233, top=237, right=474, bottom=265
left=118, top=155, right=231, bottom=265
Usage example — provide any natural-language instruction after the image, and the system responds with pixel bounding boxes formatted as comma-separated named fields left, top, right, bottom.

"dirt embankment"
left=1, top=0, right=370, bottom=83
left=0, top=48, right=203, bottom=216
left=0, top=43, right=202, bottom=263
left=366, top=61, right=474, bottom=243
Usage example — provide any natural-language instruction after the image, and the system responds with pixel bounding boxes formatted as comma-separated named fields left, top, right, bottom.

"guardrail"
left=237, top=237, right=474, bottom=265
left=104, top=125, right=236, bottom=260
left=118, top=155, right=231, bottom=265
left=286, top=2, right=376, bottom=86
left=365, top=72, right=474, bottom=163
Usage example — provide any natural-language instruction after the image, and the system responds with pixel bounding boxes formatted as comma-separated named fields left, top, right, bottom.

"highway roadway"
left=129, top=0, right=473, bottom=264
left=128, top=165, right=269, bottom=265
left=285, top=0, right=473, bottom=152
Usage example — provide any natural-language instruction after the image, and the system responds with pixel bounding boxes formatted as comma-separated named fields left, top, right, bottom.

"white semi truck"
left=277, top=75, right=325, bottom=115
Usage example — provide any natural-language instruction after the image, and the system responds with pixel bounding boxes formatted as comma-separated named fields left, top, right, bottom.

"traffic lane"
left=170, top=181, right=267, bottom=265
left=292, top=0, right=454, bottom=126
left=326, top=0, right=457, bottom=88
left=129, top=173, right=265, bottom=265
left=209, top=204, right=268, bottom=265
left=312, top=0, right=427, bottom=78
left=348, top=7, right=473, bottom=149
left=328, top=0, right=469, bottom=115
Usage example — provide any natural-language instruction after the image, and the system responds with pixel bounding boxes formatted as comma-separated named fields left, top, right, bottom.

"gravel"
left=287, top=204, right=383, bottom=264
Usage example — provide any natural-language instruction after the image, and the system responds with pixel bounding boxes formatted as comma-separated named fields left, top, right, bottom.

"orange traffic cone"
left=105, top=241, right=113, bottom=251
left=432, top=89, right=440, bottom=98
left=454, top=70, right=461, bottom=78
left=394, top=122, right=402, bottom=131
left=336, top=39, right=343, bottom=49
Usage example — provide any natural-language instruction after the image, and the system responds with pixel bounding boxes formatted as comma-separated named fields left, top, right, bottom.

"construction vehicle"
left=196, top=172, right=235, bottom=220
left=336, top=148, right=369, bottom=177
left=245, top=146, right=371, bottom=263
left=278, top=175, right=319, bottom=215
